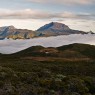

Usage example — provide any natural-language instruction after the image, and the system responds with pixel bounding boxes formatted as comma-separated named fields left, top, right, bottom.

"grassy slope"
left=0, top=43, right=94, bottom=95
left=9, top=43, right=95, bottom=59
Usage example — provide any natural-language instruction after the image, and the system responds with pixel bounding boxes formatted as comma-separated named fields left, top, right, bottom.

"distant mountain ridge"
left=37, top=22, right=87, bottom=36
left=37, top=22, right=70, bottom=31
left=0, top=26, right=35, bottom=39
left=0, top=22, right=94, bottom=39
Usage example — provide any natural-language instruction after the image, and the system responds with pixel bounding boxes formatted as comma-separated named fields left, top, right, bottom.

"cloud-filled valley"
left=0, top=34, right=95, bottom=54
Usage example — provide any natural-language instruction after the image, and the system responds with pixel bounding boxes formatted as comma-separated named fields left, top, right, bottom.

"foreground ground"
left=0, top=43, right=95, bottom=95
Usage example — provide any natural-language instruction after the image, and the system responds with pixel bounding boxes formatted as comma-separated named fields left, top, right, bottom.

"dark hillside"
left=0, top=44, right=94, bottom=95
left=57, top=43, right=95, bottom=58
left=10, top=43, right=95, bottom=59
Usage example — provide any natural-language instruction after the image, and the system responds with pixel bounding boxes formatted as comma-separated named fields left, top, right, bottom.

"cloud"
left=0, top=9, right=52, bottom=19
left=0, top=9, right=94, bottom=20
left=0, top=34, right=95, bottom=54
left=56, top=12, right=94, bottom=20
left=26, top=0, right=95, bottom=5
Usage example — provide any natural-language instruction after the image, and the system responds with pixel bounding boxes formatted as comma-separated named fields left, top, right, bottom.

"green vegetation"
left=0, top=43, right=95, bottom=95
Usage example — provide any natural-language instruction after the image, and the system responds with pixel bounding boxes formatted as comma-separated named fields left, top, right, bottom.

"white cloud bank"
left=0, top=9, right=94, bottom=20
left=0, top=8, right=94, bottom=32
left=0, top=34, right=95, bottom=54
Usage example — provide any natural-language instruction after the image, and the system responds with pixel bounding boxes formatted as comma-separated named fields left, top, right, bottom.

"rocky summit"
left=0, top=22, right=88, bottom=39
left=0, top=26, right=35, bottom=39
left=37, top=22, right=86, bottom=36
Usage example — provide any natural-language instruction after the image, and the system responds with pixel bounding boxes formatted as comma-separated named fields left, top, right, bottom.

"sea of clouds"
left=0, top=34, right=95, bottom=54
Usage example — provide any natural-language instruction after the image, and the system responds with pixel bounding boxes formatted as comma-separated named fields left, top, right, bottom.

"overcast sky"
left=0, top=0, right=95, bottom=32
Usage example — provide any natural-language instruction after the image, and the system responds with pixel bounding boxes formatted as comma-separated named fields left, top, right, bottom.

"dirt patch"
left=21, top=57, right=92, bottom=62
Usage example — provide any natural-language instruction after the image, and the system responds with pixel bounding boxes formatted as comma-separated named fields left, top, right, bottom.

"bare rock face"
left=0, top=22, right=87, bottom=39
left=0, top=26, right=35, bottom=39
left=37, top=22, right=70, bottom=31
left=37, top=22, right=86, bottom=36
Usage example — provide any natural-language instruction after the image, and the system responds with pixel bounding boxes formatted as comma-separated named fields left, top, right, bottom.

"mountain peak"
left=0, top=25, right=16, bottom=31
left=37, top=22, right=86, bottom=36
left=50, top=22, right=65, bottom=25
left=7, top=25, right=16, bottom=29
left=37, top=22, right=70, bottom=32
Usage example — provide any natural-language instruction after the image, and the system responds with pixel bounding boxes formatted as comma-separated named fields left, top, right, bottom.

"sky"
left=0, top=0, right=95, bottom=32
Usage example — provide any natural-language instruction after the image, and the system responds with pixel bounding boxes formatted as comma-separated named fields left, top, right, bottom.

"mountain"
left=11, top=43, right=95, bottom=59
left=0, top=43, right=95, bottom=95
left=0, top=26, right=36, bottom=39
left=87, top=31, right=95, bottom=34
left=37, top=22, right=86, bottom=36
left=0, top=22, right=91, bottom=39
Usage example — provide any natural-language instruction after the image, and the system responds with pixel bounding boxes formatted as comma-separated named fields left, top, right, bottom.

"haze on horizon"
left=0, top=0, right=95, bottom=32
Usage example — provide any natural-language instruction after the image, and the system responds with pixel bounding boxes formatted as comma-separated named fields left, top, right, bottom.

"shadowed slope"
left=10, top=43, right=95, bottom=59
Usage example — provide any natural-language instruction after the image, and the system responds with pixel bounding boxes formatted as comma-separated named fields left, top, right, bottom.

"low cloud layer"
left=0, top=9, right=94, bottom=20
left=0, top=34, right=95, bottom=54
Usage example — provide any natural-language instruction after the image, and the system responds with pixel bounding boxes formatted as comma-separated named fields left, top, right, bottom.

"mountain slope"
left=10, top=43, right=95, bottom=59
left=57, top=43, right=95, bottom=58
left=0, top=26, right=36, bottom=39
left=37, top=22, right=86, bottom=36
left=0, top=22, right=91, bottom=39
left=0, top=43, right=95, bottom=95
